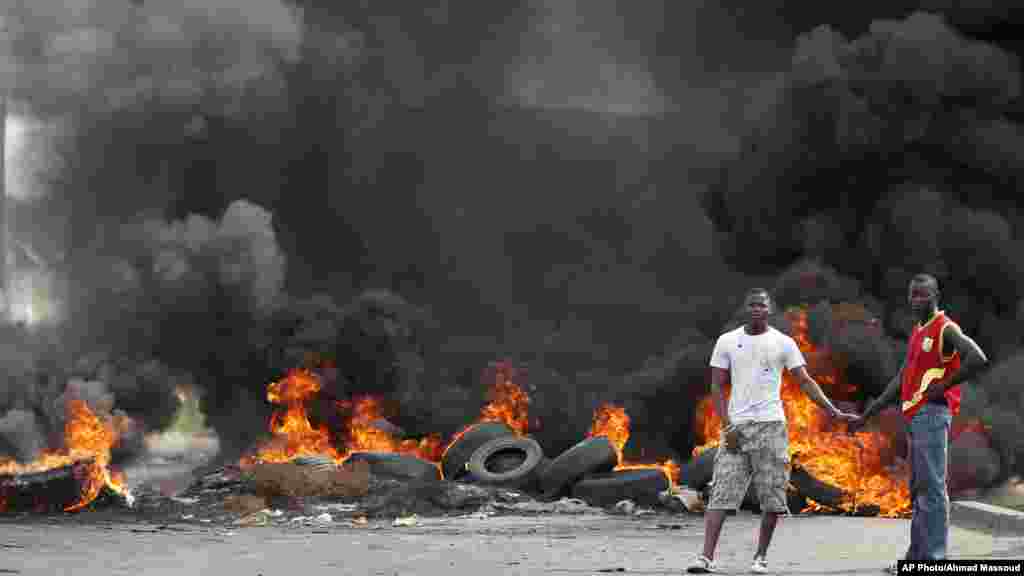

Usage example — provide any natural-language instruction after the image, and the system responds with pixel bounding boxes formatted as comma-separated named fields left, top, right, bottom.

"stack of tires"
left=440, top=424, right=670, bottom=507
left=322, top=422, right=673, bottom=508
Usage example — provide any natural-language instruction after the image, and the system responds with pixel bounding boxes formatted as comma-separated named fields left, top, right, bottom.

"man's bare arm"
left=710, top=367, right=730, bottom=429
left=942, top=324, right=988, bottom=390
left=861, top=359, right=905, bottom=421
left=791, top=366, right=841, bottom=417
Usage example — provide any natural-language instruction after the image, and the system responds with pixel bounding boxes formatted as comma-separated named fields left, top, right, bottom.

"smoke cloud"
left=504, top=0, right=668, bottom=116
left=1, top=1, right=1019, bottom=479
left=5, top=0, right=301, bottom=116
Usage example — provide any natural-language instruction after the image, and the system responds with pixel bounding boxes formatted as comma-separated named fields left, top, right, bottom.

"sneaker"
left=751, top=556, right=768, bottom=573
left=686, top=554, right=717, bottom=573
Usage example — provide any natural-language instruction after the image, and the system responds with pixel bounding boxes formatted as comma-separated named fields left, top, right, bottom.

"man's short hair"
left=910, top=274, right=939, bottom=292
left=746, top=287, right=771, bottom=301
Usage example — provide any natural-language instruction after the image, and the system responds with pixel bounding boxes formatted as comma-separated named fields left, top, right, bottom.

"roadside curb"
left=951, top=500, right=1024, bottom=536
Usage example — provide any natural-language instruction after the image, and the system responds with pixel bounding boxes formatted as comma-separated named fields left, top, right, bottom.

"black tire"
left=344, top=452, right=441, bottom=482
left=682, top=447, right=717, bottom=490
left=464, top=436, right=544, bottom=489
left=570, top=468, right=670, bottom=508
left=533, top=457, right=552, bottom=480
left=440, top=422, right=515, bottom=480
left=484, top=451, right=528, bottom=474
left=537, top=436, right=618, bottom=497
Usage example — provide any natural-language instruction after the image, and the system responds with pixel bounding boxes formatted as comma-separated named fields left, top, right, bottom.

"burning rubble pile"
left=158, top=361, right=691, bottom=524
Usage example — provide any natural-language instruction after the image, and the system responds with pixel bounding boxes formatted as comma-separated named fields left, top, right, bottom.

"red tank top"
left=900, top=310, right=962, bottom=419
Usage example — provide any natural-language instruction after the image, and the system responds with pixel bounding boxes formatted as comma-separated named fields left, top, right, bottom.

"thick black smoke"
left=5, top=0, right=1018, bottom=477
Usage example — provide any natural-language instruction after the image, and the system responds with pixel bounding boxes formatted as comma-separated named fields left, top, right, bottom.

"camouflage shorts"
left=708, top=420, right=790, bottom=513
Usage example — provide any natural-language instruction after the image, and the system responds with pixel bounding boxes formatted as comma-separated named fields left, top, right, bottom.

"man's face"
left=745, top=292, right=771, bottom=323
left=908, top=281, right=937, bottom=314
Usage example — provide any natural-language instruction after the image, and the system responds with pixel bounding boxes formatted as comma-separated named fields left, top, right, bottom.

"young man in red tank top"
left=856, top=274, right=988, bottom=571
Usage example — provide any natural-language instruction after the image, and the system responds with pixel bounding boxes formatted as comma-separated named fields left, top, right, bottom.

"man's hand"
left=847, top=413, right=867, bottom=432
left=832, top=410, right=860, bottom=423
left=722, top=425, right=740, bottom=453
left=924, top=379, right=946, bottom=401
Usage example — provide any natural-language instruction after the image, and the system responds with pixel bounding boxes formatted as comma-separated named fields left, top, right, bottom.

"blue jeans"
left=905, top=402, right=952, bottom=560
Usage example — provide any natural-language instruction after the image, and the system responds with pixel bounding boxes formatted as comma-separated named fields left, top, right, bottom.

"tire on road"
left=537, top=436, right=618, bottom=498
left=570, top=468, right=671, bottom=508
left=440, top=422, right=516, bottom=480
left=344, top=452, right=441, bottom=482
left=464, top=436, right=545, bottom=490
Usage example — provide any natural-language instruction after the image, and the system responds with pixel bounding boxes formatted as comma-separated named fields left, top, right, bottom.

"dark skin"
left=702, top=292, right=857, bottom=561
left=856, top=278, right=988, bottom=424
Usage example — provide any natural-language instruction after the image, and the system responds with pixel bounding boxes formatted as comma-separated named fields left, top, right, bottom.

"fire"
left=693, top=307, right=911, bottom=517
left=587, top=403, right=681, bottom=485
left=242, top=369, right=340, bottom=466
left=243, top=369, right=444, bottom=467
left=0, top=399, right=132, bottom=512
left=246, top=362, right=532, bottom=469
left=336, top=396, right=443, bottom=462
left=588, top=403, right=630, bottom=460
left=440, top=361, right=533, bottom=465
left=477, top=361, right=531, bottom=435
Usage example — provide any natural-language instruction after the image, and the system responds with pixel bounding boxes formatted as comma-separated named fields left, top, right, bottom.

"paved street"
left=1, top=512, right=1021, bottom=575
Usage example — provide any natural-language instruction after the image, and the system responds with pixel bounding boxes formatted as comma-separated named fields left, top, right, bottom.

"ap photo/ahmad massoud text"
left=897, top=560, right=1024, bottom=574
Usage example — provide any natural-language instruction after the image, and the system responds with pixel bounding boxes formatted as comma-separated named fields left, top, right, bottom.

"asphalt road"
left=1, top=512, right=1021, bottom=575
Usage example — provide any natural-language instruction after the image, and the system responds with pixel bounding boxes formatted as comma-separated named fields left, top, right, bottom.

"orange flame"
left=478, top=361, right=531, bottom=435
left=243, top=369, right=444, bottom=467
left=440, top=361, right=533, bottom=464
left=693, top=307, right=911, bottom=517
left=588, top=403, right=630, bottom=461
left=241, top=369, right=340, bottom=466
left=0, top=399, right=131, bottom=512
left=336, top=396, right=443, bottom=462
left=587, top=403, right=680, bottom=485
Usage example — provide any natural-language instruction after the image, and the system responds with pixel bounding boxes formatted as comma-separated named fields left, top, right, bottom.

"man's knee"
left=752, top=455, right=790, bottom=514
left=708, top=453, right=752, bottom=510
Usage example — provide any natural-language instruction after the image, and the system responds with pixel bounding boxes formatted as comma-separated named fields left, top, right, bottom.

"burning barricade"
left=1, top=303, right=998, bottom=525
left=172, top=362, right=683, bottom=524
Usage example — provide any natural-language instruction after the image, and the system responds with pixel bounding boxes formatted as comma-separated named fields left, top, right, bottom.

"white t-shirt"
left=709, top=326, right=806, bottom=423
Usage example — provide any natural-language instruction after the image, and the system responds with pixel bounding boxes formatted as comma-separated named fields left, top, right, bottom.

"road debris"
left=392, top=515, right=418, bottom=527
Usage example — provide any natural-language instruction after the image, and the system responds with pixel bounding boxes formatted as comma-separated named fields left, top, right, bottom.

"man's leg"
left=701, top=509, right=729, bottom=560
left=908, top=405, right=952, bottom=560
left=905, top=423, right=918, bottom=561
left=701, top=448, right=752, bottom=560
left=751, top=422, right=790, bottom=559
left=755, top=512, right=781, bottom=558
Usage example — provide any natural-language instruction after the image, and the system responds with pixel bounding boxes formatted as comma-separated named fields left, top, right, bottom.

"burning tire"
left=440, top=422, right=515, bottom=480
left=464, top=436, right=544, bottom=490
left=570, top=468, right=670, bottom=508
left=536, top=436, right=617, bottom=497
left=0, top=458, right=102, bottom=513
left=344, top=452, right=441, bottom=482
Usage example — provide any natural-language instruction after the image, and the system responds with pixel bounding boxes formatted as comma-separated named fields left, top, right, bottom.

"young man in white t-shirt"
left=687, top=288, right=856, bottom=574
